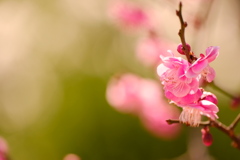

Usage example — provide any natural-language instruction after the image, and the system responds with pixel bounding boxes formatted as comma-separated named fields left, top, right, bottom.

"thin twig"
left=176, top=2, right=192, bottom=63
left=229, top=113, right=240, bottom=130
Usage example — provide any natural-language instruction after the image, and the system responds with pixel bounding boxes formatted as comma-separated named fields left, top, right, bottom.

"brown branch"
left=176, top=2, right=192, bottom=63
left=166, top=117, right=240, bottom=150
left=229, top=113, right=240, bottom=130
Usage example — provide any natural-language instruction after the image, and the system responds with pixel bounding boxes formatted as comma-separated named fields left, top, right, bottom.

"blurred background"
left=0, top=0, right=239, bottom=159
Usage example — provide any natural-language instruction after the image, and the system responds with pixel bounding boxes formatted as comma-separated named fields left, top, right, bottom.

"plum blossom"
left=178, top=99, right=219, bottom=127
left=157, top=53, right=199, bottom=98
left=157, top=45, right=219, bottom=127
left=186, top=46, right=219, bottom=82
left=108, top=1, right=152, bottom=31
left=106, top=73, right=181, bottom=139
left=175, top=91, right=219, bottom=127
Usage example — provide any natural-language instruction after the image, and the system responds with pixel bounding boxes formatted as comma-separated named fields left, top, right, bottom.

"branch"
left=166, top=117, right=240, bottom=150
left=176, top=2, right=192, bottom=63
left=229, top=113, right=240, bottom=130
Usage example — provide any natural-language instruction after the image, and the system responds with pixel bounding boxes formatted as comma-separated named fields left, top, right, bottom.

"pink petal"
left=165, top=91, right=180, bottom=103
left=202, top=91, right=218, bottom=105
left=178, top=89, right=202, bottom=105
left=170, top=82, right=191, bottom=97
left=199, top=100, right=219, bottom=112
left=198, top=100, right=219, bottom=119
left=157, top=64, right=168, bottom=77
left=205, top=66, right=215, bottom=82
left=188, top=78, right=200, bottom=93
left=191, top=59, right=208, bottom=73
left=205, top=46, right=219, bottom=63
left=186, top=59, right=208, bottom=78
left=185, top=67, right=197, bottom=78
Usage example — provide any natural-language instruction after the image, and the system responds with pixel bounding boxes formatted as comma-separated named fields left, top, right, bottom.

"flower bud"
left=201, top=127, right=213, bottom=146
left=177, top=43, right=191, bottom=55
left=231, top=97, right=240, bottom=109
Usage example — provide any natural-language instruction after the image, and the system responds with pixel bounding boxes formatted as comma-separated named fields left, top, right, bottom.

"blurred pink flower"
left=106, top=74, right=143, bottom=114
left=136, top=76, right=181, bottom=138
left=0, top=137, right=8, bottom=160
left=136, top=36, right=175, bottom=67
left=63, top=154, right=81, bottom=160
left=106, top=73, right=181, bottom=138
left=139, top=101, right=181, bottom=139
left=108, top=1, right=152, bottom=31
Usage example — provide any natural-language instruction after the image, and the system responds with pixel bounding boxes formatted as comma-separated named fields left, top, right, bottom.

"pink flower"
left=157, top=55, right=199, bottom=97
left=0, top=137, right=8, bottom=160
left=109, top=1, right=152, bottom=31
left=140, top=102, right=181, bottom=139
left=63, top=154, right=81, bottom=160
left=186, top=46, right=219, bottom=82
left=136, top=37, right=175, bottom=66
left=106, top=73, right=164, bottom=114
left=177, top=96, right=219, bottom=127
left=168, top=88, right=219, bottom=127
left=106, top=74, right=142, bottom=114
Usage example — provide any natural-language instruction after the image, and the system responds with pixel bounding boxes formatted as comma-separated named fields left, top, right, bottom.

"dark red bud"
left=201, top=128, right=213, bottom=146
left=176, top=10, right=179, bottom=16
left=177, top=43, right=191, bottom=55
left=231, top=97, right=240, bottom=109
left=184, top=22, right=188, bottom=27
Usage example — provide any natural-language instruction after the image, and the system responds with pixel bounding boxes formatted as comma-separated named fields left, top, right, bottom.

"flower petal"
left=205, top=66, right=215, bottom=82
left=205, top=46, right=219, bottom=63
left=170, top=82, right=190, bottom=97
left=157, top=64, right=168, bottom=77
left=191, top=59, right=208, bottom=73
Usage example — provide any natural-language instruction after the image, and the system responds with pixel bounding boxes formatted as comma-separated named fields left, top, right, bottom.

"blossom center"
left=179, top=107, right=201, bottom=127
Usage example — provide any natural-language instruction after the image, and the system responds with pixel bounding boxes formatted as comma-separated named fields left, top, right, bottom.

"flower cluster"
left=107, top=0, right=240, bottom=150
left=157, top=45, right=219, bottom=127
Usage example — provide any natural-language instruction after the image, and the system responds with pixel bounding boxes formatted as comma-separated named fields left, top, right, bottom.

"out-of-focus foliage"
left=0, top=0, right=239, bottom=160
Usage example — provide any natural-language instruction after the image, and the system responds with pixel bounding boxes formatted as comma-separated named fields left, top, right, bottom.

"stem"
left=166, top=117, right=240, bottom=150
left=229, top=113, right=240, bottom=130
left=209, top=81, right=236, bottom=99
left=176, top=2, right=192, bottom=63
